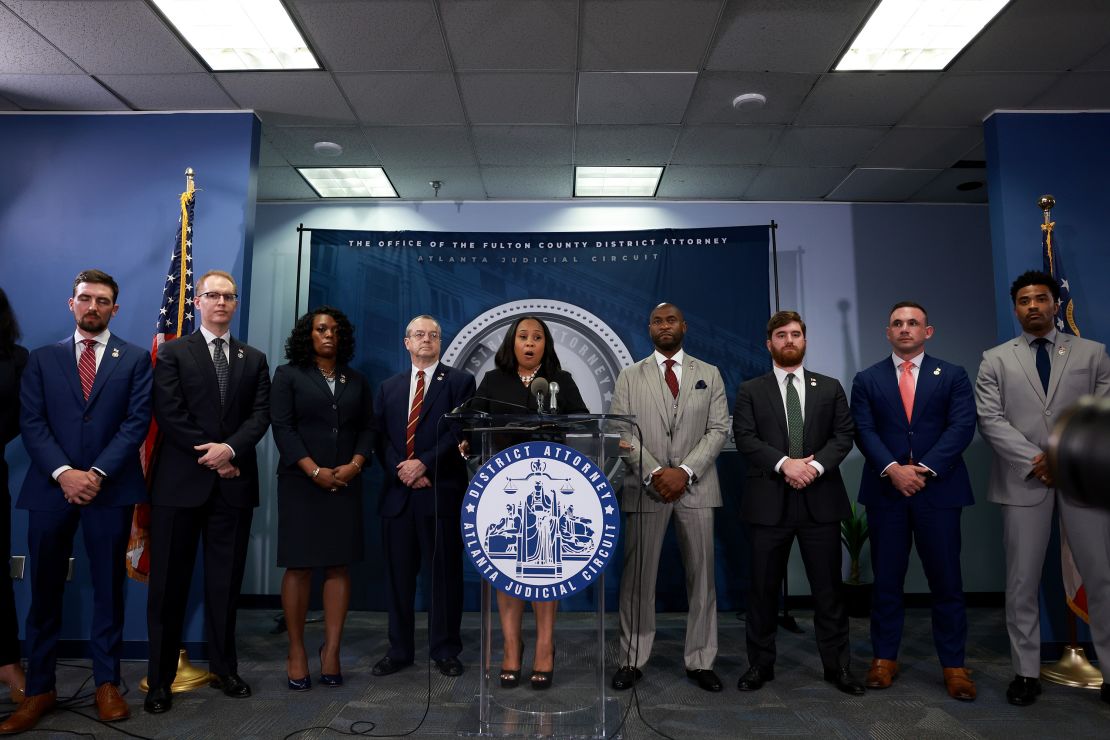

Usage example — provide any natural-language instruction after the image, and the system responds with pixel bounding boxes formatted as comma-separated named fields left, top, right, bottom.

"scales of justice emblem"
left=462, top=442, right=620, bottom=601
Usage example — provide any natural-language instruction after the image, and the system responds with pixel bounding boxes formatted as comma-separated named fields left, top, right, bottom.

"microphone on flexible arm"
left=531, top=377, right=550, bottom=414
left=548, top=381, right=560, bottom=414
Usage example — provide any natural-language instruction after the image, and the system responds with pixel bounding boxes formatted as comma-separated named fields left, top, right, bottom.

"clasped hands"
left=397, top=459, right=431, bottom=489
left=59, top=469, right=101, bottom=505
left=651, top=467, right=689, bottom=502
left=195, top=442, right=239, bottom=479
left=311, top=462, right=362, bottom=492
left=887, top=463, right=931, bottom=497
left=781, top=456, right=819, bottom=490
left=1031, top=452, right=1054, bottom=488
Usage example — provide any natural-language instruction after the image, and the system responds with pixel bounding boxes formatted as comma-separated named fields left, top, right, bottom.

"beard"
left=78, top=312, right=109, bottom=334
left=652, top=327, right=685, bottom=353
left=770, top=343, right=805, bottom=367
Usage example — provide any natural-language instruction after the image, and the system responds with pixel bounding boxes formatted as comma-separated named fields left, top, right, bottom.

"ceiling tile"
left=657, top=165, right=759, bottom=198
left=0, top=73, right=127, bottom=109
left=1029, top=71, right=1110, bottom=109
left=363, top=126, right=477, bottom=167
left=217, top=71, right=355, bottom=124
left=98, top=73, right=236, bottom=110
left=706, top=0, right=874, bottom=74
left=258, top=134, right=287, bottom=167
left=744, top=166, right=851, bottom=200
left=577, top=72, right=697, bottom=125
left=581, top=0, right=723, bottom=71
left=907, top=168, right=989, bottom=204
left=0, top=94, right=19, bottom=110
left=289, top=0, right=448, bottom=72
left=768, top=126, right=886, bottom=167
left=337, top=72, right=464, bottom=125
left=387, top=166, right=488, bottom=200
left=7, top=0, right=202, bottom=74
left=901, top=72, right=1061, bottom=126
left=266, top=125, right=381, bottom=166
left=826, top=168, right=943, bottom=202
left=1077, top=40, right=1110, bottom=71
left=0, top=4, right=81, bottom=73
left=472, top=126, right=572, bottom=166
left=258, top=166, right=317, bottom=200
left=458, top=71, right=574, bottom=124
left=441, top=0, right=577, bottom=70
left=685, top=72, right=819, bottom=125
left=794, top=73, right=941, bottom=126
left=952, top=0, right=1110, bottom=72
left=574, top=125, right=680, bottom=164
left=861, top=127, right=983, bottom=169
left=671, top=125, right=784, bottom=165
left=482, top=165, right=572, bottom=198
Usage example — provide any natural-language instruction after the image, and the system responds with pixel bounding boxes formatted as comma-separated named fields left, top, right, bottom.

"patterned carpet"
left=5, top=608, right=1106, bottom=739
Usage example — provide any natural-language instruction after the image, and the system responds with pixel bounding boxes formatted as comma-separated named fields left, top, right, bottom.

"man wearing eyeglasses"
left=143, top=270, right=271, bottom=714
left=371, top=315, right=474, bottom=677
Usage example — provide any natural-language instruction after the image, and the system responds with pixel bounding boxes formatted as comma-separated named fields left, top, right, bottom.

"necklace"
left=519, top=369, right=537, bottom=386
left=317, top=364, right=337, bottom=380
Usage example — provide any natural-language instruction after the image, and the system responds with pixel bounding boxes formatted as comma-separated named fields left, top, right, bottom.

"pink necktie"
left=78, top=338, right=97, bottom=401
left=899, top=361, right=915, bottom=423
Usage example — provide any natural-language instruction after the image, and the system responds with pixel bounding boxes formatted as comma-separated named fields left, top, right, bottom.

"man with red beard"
left=732, top=311, right=863, bottom=695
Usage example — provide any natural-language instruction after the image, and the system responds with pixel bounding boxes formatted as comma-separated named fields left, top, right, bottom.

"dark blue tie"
left=1033, top=338, right=1051, bottom=395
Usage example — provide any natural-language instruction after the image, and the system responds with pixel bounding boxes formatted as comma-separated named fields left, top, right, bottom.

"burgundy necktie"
left=78, top=338, right=97, bottom=401
left=664, top=359, right=679, bottom=399
left=406, top=370, right=425, bottom=459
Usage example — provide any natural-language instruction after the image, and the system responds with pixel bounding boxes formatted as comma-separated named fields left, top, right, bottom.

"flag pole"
left=1037, top=194, right=1103, bottom=690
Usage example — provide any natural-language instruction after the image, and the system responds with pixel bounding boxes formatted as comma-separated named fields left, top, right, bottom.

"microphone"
left=548, top=381, right=560, bottom=414
left=531, top=377, right=549, bottom=413
left=449, top=396, right=492, bottom=416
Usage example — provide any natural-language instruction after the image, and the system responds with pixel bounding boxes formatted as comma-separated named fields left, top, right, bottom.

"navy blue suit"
left=850, top=354, right=975, bottom=667
left=18, top=334, right=152, bottom=694
left=373, top=363, right=474, bottom=663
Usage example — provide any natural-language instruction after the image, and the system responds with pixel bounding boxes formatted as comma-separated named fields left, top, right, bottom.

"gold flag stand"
left=139, top=649, right=214, bottom=694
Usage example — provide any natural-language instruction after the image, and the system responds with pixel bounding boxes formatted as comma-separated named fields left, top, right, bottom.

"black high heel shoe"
left=500, top=640, right=525, bottom=689
left=319, top=645, right=343, bottom=687
left=530, top=645, right=555, bottom=691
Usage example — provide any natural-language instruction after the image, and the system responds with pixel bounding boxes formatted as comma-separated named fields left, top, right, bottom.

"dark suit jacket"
left=271, top=363, right=375, bottom=474
left=851, top=354, right=975, bottom=511
left=470, top=367, right=588, bottom=416
left=150, top=331, right=270, bottom=509
left=18, top=335, right=152, bottom=511
left=1, top=346, right=28, bottom=490
left=374, top=363, right=475, bottom=518
left=732, top=369, right=854, bottom=526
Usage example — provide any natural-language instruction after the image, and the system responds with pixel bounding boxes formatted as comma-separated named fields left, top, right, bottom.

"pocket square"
left=695, top=379, right=707, bottom=389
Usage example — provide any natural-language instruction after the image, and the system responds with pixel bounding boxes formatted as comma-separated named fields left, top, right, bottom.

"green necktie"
left=786, top=373, right=803, bottom=458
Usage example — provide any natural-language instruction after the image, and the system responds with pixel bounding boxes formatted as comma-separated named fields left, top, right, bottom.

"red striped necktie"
left=406, top=370, right=425, bottom=459
left=78, top=338, right=97, bottom=401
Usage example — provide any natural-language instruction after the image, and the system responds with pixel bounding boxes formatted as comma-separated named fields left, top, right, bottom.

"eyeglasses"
left=408, top=330, right=440, bottom=340
left=199, top=291, right=238, bottom=303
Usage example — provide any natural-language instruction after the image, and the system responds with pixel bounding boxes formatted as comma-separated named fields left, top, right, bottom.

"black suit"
left=732, top=369, right=854, bottom=672
left=0, top=345, right=27, bottom=668
left=146, top=331, right=270, bottom=687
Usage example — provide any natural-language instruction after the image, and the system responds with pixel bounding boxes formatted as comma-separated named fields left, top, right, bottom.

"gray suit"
left=975, top=330, right=1110, bottom=677
left=611, top=352, right=729, bottom=670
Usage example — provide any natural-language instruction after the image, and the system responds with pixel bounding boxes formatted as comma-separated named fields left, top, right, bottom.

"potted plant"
left=841, top=502, right=872, bottom=618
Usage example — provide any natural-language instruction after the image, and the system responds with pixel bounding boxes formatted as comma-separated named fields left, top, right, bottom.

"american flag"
left=1042, top=219, right=1088, bottom=622
left=126, top=184, right=196, bottom=582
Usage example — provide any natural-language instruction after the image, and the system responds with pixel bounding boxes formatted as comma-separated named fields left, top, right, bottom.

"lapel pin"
left=339, top=374, right=347, bottom=384
left=237, top=348, right=245, bottom=359
left=1057, top=346, right=1066, bottom=356
left=437, top=372, right=445, bottom=381
left=111, top=347, right=120, bottom=358
left=933, top=367, right=941, bottom=375
left=809, top=378, right=817, bottom=387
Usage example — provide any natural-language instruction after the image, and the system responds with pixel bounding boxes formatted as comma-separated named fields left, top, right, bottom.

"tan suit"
left=611, top=352, right=729, bottom=670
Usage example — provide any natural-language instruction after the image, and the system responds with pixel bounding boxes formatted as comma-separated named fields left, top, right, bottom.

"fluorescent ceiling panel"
left=835, top=0, right=1011, bottom=71
left=298, top=168, right=398, bottom=198
left=151, top=0, right=319, bottom=71
left=574, top=166, right=663, bottom=197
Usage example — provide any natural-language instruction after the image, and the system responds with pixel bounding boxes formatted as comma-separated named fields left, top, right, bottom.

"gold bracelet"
left=311, top=467, right=320, bottom=479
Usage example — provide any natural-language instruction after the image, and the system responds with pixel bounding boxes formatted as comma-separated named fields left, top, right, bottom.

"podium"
left=449, top=412, right=633, bottom=739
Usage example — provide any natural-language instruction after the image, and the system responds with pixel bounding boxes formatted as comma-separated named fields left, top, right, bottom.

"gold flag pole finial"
left=185, top=167, right=196, bottom=195
left=1039, top=194, right=1055, bottom=225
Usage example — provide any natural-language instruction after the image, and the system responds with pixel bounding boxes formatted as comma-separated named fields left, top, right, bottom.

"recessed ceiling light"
left=732, top=93, right=767, bottom=110
left=313, top=141, right=343, bottom=157
left=150, top=0, right=320, bottom=71
left=835, top=0, right=1011, bottom=71
left=298, top=167, right=398, bottom=198
left=574, top=166, right=664, bottom=198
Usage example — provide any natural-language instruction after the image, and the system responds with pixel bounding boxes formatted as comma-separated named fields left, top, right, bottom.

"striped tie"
left=406, top=370, right=425, bottom=459
left=78, top=338, right=97, bottom=401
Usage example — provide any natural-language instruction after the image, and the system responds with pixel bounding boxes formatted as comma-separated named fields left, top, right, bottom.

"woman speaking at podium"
left=471, top=316, right=587, bottom=690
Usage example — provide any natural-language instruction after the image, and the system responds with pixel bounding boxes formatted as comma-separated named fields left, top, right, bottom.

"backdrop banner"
left=308, top=225, right=771, bottom=611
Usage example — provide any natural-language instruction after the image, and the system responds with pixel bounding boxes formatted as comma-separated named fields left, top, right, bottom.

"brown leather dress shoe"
left=943, top=667, right=977, bottom=701
left=95, top=682, right=131, bottom=722
left=865, top=658, right=898, bottom=689
left=0, top=690, right=56, bottom=735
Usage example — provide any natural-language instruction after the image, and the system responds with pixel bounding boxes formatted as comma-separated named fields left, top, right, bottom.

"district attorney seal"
left=462, top=442, right=620, bottom=601
left=442, top=299, right=633, bottom=412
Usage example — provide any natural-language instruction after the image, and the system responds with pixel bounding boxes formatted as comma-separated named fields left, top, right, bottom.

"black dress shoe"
left=210, top=673, right=252, bottom=698
left=737, top=665, right=774, bottom=691
left=611, top=666, right=643, bottom=691
left=1101, top=683, right=1109, bottom=705
left=371, top=656, right=413, bottom=677
left=823, top=667, right=866, bottom=696
left=435, top=657, right=465, bottom=677
left=143, top=686, right=172, bottom=714
left=686, top=669, right=723, bottom=692
left=1006, top=676, right=1042, bottom=706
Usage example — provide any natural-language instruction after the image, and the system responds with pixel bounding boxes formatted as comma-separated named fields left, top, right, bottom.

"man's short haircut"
left=1009, top=270, right=1059, bottom=303
left=405, top=314, right=442, bottom=336
left=197, top=269, right=237, bottom=294
left=766, top=310, right=805, bottom=339
left=73, top=269, right=119, bottom=303
left=890, top=301, right=928, bottom=324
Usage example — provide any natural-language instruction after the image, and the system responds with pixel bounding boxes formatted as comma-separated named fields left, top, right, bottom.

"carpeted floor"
left=5, top=607, right=1107, bottom=739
